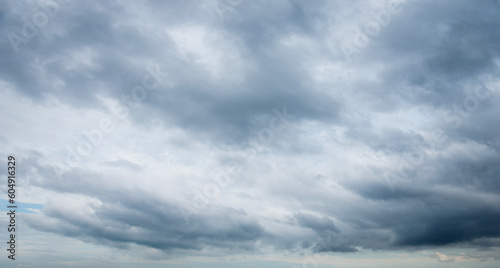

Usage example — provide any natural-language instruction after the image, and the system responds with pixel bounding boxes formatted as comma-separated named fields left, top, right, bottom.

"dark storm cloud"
left=293, top=213, right=358, bottom=252
left=340, top=148, right=500, bottom=248
left=294, top=213, right=340, bottom=234
left=350, top=183, right=500, bottom=246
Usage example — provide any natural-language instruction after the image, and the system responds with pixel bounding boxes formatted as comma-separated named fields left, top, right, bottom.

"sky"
left=0, top=0, right=500, bottom=267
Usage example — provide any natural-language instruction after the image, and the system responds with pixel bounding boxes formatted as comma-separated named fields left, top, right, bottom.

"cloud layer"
left=1, top=0, right=500, bottom=265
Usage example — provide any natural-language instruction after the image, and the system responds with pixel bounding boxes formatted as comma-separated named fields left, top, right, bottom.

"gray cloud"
left=1, top=0, right=500, bottom=265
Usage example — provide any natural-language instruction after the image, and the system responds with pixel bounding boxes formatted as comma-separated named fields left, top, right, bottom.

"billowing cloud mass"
left=0, top=0, right=500, bottom=267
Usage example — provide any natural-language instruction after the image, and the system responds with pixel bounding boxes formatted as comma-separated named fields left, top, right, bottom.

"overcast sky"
left=1, top=0, right=500, bottom=267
